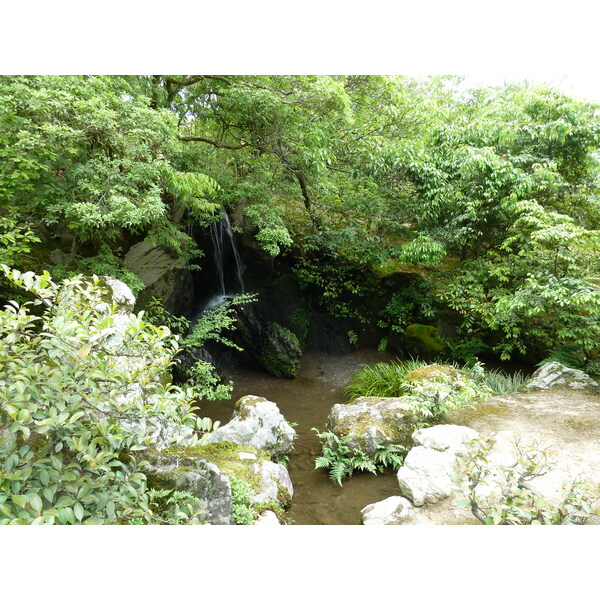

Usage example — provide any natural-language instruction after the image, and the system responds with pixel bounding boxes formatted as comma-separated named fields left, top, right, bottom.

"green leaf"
left=29, top=494, right=43, bottom=513
left=11, top=495, right=27, bottom=508
left=73, top=502, right=84, bottom=522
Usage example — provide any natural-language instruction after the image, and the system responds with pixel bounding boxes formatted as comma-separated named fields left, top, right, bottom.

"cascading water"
left=209, top=212, right=245, bottom=297
left=193, top=212, right=246, bottom=322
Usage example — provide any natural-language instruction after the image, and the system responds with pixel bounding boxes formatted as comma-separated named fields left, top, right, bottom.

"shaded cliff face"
left=124, top=240, right=195, bottom=317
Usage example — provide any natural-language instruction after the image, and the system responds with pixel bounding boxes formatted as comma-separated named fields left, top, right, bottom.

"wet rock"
left=396, top=446, right=458, bottom=506
left=123, top=239, right=194, bottom=315
left=198, top=395, right=296, bottom=460
left=361, top=496, right=414, bottom=525
left=328, top=396, right=420, bottom=458
left=224, top=306, right=303, bottom=378
left=412, top=424, right=479, bottom=455
left=527, top=361, right=599, bottom=391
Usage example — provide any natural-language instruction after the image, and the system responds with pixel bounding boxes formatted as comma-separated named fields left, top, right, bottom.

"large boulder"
left=198, top=395, right=296, bottom=461
left=143, top=441, right=293, bottom=525
left=123, top=239, right=195, bottom=315
left=396, top=446, right=458, bottom=506
left=143, top=454, right=231, bottom=524
left=527, top=361, right=599, bottom=392
left=396, top=424, right=479, bottom=507
left=248, top=459, right=294, bottom=506
left=327, top=396, right=420, bottom=458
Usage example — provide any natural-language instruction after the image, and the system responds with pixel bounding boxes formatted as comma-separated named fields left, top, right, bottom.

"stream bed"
left=199, top=349, right=403, bottom=525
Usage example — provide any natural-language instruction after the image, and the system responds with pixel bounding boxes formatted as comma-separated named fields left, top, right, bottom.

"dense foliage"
left=1, top=74, right=599, bottom=522
left=0, top=267, right=215, bottom=524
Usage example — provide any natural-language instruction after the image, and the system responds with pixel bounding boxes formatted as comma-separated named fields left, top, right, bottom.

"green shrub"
left=344, top=359, right=427, bottom=400
left=0, top=265, right=216, bottom=524
left=456, top=435, right=600, bottom=525
left=229, top=476, right=258, bottom=525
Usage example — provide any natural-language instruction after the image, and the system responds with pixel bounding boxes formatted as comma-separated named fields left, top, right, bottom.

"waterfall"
left=209, top=212, right=245, bottom=295
left=193, top=212, right=246, bottom=323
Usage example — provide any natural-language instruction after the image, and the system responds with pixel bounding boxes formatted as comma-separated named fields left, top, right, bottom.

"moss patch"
left=406, top=364, right=463, bottom=382
left=257, top=322, right=302, bottom=378
left=404, top=324, right=447, bottom=356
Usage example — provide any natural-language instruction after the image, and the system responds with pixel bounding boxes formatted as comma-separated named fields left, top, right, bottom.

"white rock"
left=238, top=452, right=257, bottom=461
left=250, top=460, right=294, bottom=505
left=527, top=361, right=599, bottom=391
left=361, top=496, right=414, bottom=525
left=397, top=446, right=457, bottom=506
left=253, top=510, right=281, bottom=526
left=412, top=424, right=480, bottom=455
left=199, top=396, right=296, bottom=460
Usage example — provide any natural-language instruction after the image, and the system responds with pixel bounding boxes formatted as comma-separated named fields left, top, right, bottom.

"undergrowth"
left=313, top=428, right=406, bottom=486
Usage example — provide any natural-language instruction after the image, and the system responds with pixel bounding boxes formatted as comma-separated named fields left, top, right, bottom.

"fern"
left=329, top=461, right=351, bottom=486
left=312, top=428, right=407, bottom=486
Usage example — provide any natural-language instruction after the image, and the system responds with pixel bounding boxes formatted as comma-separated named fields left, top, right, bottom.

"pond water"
left=198, top=349, right=403, bottom=525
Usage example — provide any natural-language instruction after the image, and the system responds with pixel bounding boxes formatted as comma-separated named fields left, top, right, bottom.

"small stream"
left=198, top=349, right=403, bottom=525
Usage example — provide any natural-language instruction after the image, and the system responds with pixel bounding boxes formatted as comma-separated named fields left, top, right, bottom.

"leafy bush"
left=0, top=266, right=217, bottom=524
left=0, top=212, right=41, bottom=269
left=229, top=476, right=258, bottom=525
left=313, top=428, right=405, bottom=486
left=455, top=435, right=600, bottom=525
left=470, top=367, right=530, bottom=394
left=144, top=293, right=257, bottom=402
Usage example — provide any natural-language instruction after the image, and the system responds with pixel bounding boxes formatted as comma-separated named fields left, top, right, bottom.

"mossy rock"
left=257, top=322, right=302, bottom=378
left=405, top=364, right=464, bottom=383
left=403, top=324, right=447, bottom=360
left=328, top=396, right=420, bottom=457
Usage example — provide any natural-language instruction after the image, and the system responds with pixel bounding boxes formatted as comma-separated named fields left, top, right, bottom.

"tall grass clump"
left=470, top=368, right=530, bottom=394
left=344, top=359, right=428, bottom=401
left=345, top=358, right=530, bottom=402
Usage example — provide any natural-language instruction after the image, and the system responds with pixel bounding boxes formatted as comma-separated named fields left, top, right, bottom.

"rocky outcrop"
left=327, top=396, right=420, bottom=458
left=198, top=395, right=296, bottom=461
left=123, top=239, right=194, bottom=315
left=143, top=441, right=294, bottom=525
left=527, top=361, right=599, bottom=391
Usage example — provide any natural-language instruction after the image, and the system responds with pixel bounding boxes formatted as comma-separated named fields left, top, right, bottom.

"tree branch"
left=178, top=136, right=248, bottom=150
